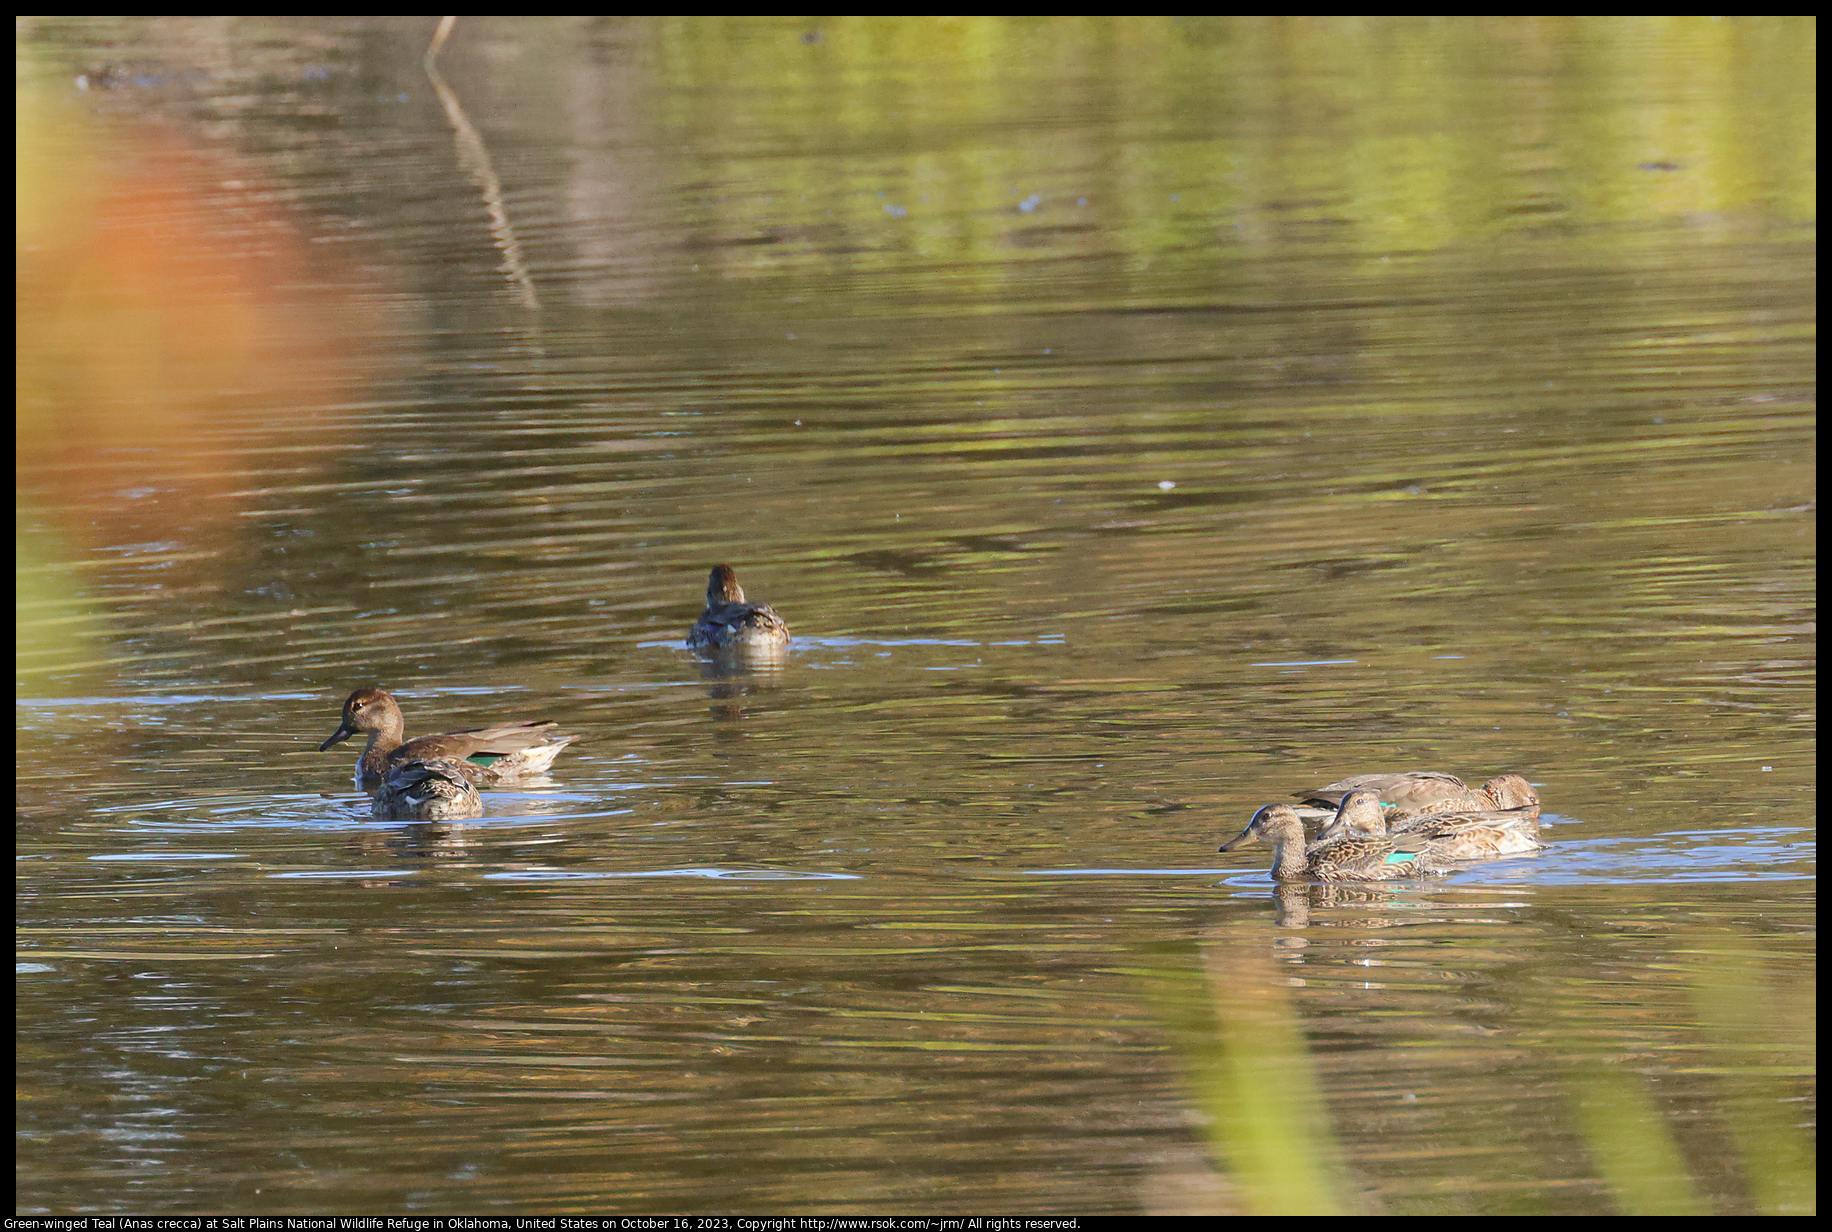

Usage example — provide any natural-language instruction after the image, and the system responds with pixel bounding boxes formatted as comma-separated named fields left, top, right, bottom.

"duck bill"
left=319, top=723, right=356, bottom=751
left=1217, top=823, right=1258, bottom=853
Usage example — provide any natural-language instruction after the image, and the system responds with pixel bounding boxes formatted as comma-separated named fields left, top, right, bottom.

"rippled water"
left=17, top=16, right=1814, bottom=1216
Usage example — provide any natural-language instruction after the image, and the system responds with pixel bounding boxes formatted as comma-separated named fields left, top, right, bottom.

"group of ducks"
left=320, top=565, right=787, bottom=822
left=1221, top=771, right=1546, bottom=881
left=323, top=563, right=1550, bottom=881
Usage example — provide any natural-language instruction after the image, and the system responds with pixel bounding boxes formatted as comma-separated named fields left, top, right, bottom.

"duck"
left=1291, top=769, right=1540, bottom=821
left=318, top=686, right=578, bottom=792
left=1317, top=788, right=1545, bottom=861
left=1397, top=773, right=1540, bottom=822
left=1218, top=800, right=1445, bottom=882
left=371, top=756, right=483, bottom=822
left=686, top=564, right=790, bottom=651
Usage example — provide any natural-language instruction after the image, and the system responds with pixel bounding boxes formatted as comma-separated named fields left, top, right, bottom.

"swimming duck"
left=1397, top=773, right=1540, bottom=822
left=686, top=564, right=791, bottom=651
left=371, top=756, right=484, bottom=822
left=318, top=686, right=578, bottom=792
left=1292, top=770, right=1540, bottom=820
left=1317, top=788, right=1545, bottom=861
left=1219, top=800, right=1444, bottom=882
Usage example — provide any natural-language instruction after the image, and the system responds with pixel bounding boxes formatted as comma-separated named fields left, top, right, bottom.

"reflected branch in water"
left=422, top=15, right=540, bottom=313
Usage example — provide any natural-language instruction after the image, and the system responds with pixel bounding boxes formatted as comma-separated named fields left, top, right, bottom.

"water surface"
left=16, top=15, right=1814, bottom=1216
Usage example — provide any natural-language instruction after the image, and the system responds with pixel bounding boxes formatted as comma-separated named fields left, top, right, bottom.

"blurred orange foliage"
left=18, top=97, right=390, bottom=552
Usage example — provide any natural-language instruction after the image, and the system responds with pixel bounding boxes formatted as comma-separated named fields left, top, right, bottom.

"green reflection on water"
left=1153, top=914, right=1815, bottom=1216
left=1150, top=935, right=1353, bottom=1215
left=646, top=15, right=1815, bottom=283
